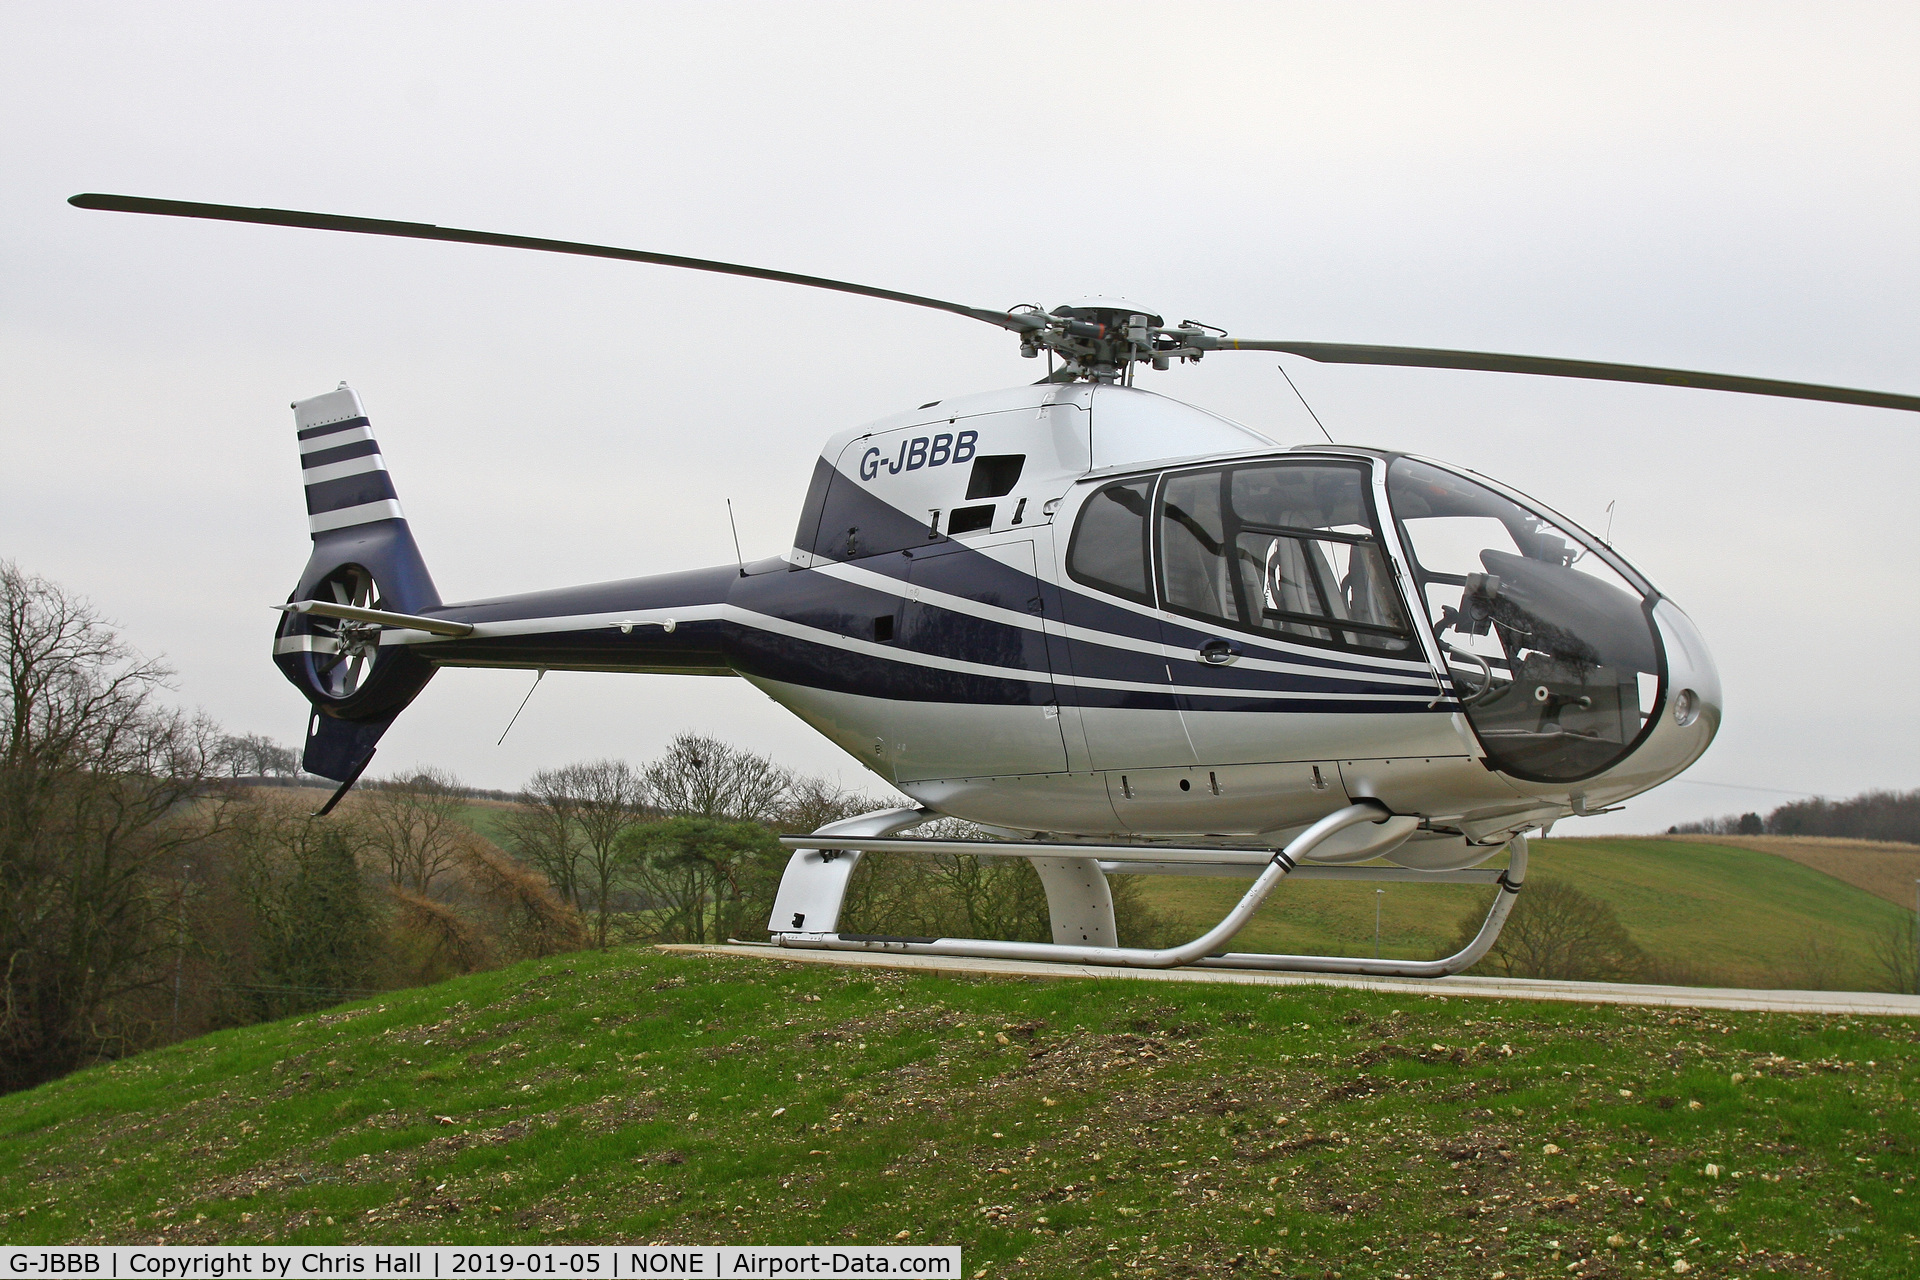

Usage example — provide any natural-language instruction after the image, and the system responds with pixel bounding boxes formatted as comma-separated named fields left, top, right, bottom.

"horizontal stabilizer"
left=278, top=599, right=473, bottom=637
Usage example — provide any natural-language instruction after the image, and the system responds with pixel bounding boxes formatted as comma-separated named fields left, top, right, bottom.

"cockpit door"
left=886, top=539, right=1070, bottom=780
left=1153, top=458, right=1444, bottom=760
left=1058, top=475, right=1198, bottom=772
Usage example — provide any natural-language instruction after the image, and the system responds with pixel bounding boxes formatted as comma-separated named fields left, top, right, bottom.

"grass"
left=1661, top=836, right=1920, bottom=910
left=3, top=946, right=1917, bottom=1278
left=1137, top=839, right=1915, bottom=990
left=454, top=799, right=523, bottom=850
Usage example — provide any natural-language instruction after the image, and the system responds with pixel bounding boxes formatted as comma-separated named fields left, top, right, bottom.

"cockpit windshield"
left=1387, top=458, right=1662, bottom=782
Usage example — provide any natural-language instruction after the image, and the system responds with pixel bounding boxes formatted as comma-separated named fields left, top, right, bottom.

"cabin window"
left=947, top=504, right=994, bottom=535
left=1066, top=478, right=1153, bottom=605
left=1157, top=461, right=1411, bottom=652
left=966, top=454, right=1025, bottom=500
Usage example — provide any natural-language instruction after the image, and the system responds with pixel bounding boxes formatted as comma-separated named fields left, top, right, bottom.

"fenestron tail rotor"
left=70, top=192, right=1920, bottom=411
left=310, top=568, right=382, bottom=701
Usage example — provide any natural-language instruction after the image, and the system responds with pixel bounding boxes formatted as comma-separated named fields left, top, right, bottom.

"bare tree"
left=357, top=766, right=466, bottom=895
left=1455, top=877, right=1646, bottom=982
left=644, top=732, right=793, bottom=822
left=500, top=760, right=649, bottom=944
left=388, top=884, right=492, bottom=978
left=838, top=847, right=942, bottom=938
left=776, top=775, right=889, bottom=834
left=457, top=836, right=588, bottom=958
left=1768, top=930, right=1849, bottom=992
left=1768, top=789, right=1920, bottom=844
left=1674, top=788, right=1920, bottom=844
left=502, top=766, right=586, bottom=909
left=214, top=733, right=301, bottom=779
left=565, top=759, right=649, bottom=946
left=837, top=819, right=1048, bottom=945
left=1870, top=913, right=1917, bottom=996
left=0, top=562, right=229, bottom=1089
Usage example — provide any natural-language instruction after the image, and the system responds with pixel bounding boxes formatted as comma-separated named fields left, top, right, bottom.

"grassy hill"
left=2, top=946, right=1916, bottom=1277
left=1134, top=838, right=1915, bottom=991
left=1662, top=835, right=1920, bottom=910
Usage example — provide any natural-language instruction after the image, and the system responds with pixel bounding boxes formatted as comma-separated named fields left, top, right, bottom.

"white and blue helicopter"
left=71, top=194, right=1920, bottom=979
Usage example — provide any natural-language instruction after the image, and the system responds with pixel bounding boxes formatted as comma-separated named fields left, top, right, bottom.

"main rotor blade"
left=69, top=193, right=1034, bottom=333
left=1216, top=339, right=1920, bottom=414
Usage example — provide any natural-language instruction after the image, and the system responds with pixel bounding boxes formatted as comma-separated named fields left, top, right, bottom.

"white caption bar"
left=0, top=1247, right=960, bottom=1280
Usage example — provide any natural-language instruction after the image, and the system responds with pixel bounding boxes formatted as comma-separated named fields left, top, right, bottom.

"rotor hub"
left=1014, top=297, right=1218, bottom=383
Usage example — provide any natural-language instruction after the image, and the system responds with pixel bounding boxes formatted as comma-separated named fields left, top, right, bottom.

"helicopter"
left=69, top=193, right=1920, bottom=980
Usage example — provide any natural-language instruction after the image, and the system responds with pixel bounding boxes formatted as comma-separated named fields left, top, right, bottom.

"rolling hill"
left=1661, top=835, right=1920, bottom=909
left=1131, top=837, right=1915, bottom=992
left=1, top=946, right=1916, bottom=1277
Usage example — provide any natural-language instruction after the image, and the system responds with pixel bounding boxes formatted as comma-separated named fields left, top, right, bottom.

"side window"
left=1160, top=469, right=1228, bottom=617
left=1158, top=462, right=1411, bottom=652
left=1066, top=478, right=1153, bottom=605
left=966, top=454, right=1024, bottom=499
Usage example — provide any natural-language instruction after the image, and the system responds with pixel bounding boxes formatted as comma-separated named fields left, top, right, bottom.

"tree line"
left=1670, top=788, right=1920, bottom=845
left=0, top=562, right=1176, bottom=1093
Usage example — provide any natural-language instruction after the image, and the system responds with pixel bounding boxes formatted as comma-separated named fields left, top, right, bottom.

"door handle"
left=1199, top=639, right=1239, bottom=665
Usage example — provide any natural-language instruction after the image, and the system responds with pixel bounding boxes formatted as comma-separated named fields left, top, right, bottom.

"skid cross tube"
left=771, top=802, right=1528, bottom=974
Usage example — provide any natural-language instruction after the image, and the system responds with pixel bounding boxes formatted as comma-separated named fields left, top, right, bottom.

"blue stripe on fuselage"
left=805, top=477, right=1430, bottom=679
left=726, top=539, right=1416, bottom=692
left=449, top=564, right=748, bottom=624
left=408, top=485, right=1439, bottom=712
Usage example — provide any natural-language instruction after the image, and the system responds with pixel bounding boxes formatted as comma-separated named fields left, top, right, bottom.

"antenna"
left=1278, top=362, right=1336, bottom=444
left=726, top=499, right=746, bottom=577
left=497, top=668, right=546, bottom=745
left=1605, top=500, right=1617, bottom=543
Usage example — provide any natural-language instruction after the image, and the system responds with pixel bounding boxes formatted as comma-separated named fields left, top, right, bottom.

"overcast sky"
left=4, top=2, right=1915, bottom=834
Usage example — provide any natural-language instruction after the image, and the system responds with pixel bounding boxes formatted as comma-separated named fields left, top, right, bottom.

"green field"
left=1135, top=838, right=1914, bottom=990
left=454, top=798, right=523, bottom=850
left=426, top=790, right=1912, bottom=992
left=436, top=796, right=1914, bottom=992
left=3, top=946, right=1916, bottom=1277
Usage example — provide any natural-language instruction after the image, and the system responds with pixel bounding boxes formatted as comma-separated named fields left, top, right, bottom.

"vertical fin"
left=276, top=384, right=440, bottom=784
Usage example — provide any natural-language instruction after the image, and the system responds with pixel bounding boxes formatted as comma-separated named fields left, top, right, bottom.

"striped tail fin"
left=296, top=383, right=407, bottom=539
left=275, top=383, right=441, bottom=785
left=287, top=383, right=439, bottom=613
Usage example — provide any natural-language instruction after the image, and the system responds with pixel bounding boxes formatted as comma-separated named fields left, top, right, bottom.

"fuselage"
left=352, top=382, right=1721, bottom=858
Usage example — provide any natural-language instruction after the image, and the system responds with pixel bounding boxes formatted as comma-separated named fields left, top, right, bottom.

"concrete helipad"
left=662, top=943, right=1920, bottom=1017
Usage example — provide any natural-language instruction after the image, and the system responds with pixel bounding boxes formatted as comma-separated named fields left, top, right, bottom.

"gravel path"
left=663, top=943, right=1920, bottom=1017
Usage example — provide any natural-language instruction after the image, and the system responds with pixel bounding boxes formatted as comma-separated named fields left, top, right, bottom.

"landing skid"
left=766, top=803, right=1527, bottom=979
